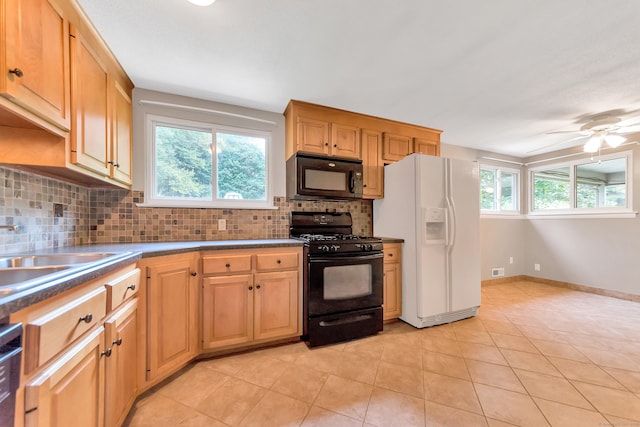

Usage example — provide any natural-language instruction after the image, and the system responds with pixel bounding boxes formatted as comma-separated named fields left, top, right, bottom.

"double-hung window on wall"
left=480, top=165, right=520, bottom=214
left=529, top=151, right=632, bottom=216
left=145, top=115, right=272, bottom=209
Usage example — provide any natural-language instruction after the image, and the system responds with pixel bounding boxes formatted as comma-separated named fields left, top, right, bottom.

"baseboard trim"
left=482, top=275, right=640, bottom=303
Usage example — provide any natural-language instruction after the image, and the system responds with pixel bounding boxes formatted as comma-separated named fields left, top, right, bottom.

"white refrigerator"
left=373, top=153, right=481, bottom=328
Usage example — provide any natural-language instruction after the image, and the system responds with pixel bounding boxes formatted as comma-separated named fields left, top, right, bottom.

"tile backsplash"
left=0, top=167, right=372, bottom=253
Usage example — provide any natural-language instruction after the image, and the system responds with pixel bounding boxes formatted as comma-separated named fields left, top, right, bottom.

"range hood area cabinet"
left=0, top=0, right=134, bottom=188
left=283, top=100, right=442, bottom=199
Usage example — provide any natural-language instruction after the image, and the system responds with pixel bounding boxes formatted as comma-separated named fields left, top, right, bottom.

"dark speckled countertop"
left=0, top=239, right=303, bottom=318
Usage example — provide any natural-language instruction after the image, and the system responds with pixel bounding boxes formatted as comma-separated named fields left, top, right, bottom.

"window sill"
left=527, top=210, right=638, bottom=219
left=136, top=201, right=278, bottom=210
left=481, top=212, right=525, bottom=219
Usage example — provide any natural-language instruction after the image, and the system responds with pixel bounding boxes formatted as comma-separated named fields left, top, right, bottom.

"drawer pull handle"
left=9, top=68, right=24, bottom=78
left=225, top=263, right=231, bottom=268
left=127, top=283, right=136, bottom=291
left=191, top=271, right=197, bottom=277
left=79, top=313, right=93, bottom=324
left=101, top=348, right=112, bottom=357
left=113, top=338, right=123, bottom=346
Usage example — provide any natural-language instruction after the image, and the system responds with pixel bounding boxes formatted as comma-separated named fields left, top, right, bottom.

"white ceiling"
left=76, top=0, right=640, bottom=157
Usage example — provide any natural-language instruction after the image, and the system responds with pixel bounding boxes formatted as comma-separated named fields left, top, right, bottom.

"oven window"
left=324, top=264, right=372, bottom=300
left=305, top=170, right=347, bottom=191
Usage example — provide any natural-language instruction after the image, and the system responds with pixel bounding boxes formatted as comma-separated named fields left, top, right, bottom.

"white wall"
left=132, top=88, right=287, bottom=195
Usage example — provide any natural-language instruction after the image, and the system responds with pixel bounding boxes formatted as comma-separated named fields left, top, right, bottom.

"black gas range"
left=290, top=212, right=384, bottom=347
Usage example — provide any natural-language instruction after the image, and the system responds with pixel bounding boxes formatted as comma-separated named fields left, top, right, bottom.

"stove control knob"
left=318, top=245, right=329, bottom=252
left=330, top=245, right=339, bottom=252
left=367, top=244, right=373, bottom=251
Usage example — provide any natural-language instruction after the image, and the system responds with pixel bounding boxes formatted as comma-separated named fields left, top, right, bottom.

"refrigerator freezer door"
left=448, top=158, right=481, bottom=312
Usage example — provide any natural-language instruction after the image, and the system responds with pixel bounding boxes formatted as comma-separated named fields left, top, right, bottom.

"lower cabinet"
left=201, top=248, right=301, bottom=351
left=144, top=254, right=199, bottom=382
left=383, top=243, right=403, bottom=320
left=104, top=298, right=138, bottom=427
left=24, top=326, right=106, bottom=427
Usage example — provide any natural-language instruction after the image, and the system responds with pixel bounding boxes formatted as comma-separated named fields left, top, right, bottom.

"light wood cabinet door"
left=110, top=79, right=133, bottom=185
left=1, top=0, right=70, bottom=130
left=414, top=137, right=440, bottom=156
left=24, top=326, right=106, bottom=427
left=146, top=258, right=198, bottom=381
left=331, top=123, right=360, bottom=159
left=382, top=133, right=413, bottom=162
left=201, top=275, right=254, bottom=349
left=296, top=115, right=330, bottom=155
left=69, top=23, right=110, bottom=177
left=104, top=299, right=138, bottom=427
left=383, top=244, right=402, bottom=320
left=361, top=129, right=383, bottom=199
left=254, top=271, right=298, bottom=341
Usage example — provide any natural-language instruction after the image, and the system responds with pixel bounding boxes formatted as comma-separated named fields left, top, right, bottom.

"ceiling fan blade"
left=613, top=123, right=640, bottom=133
left=526, top=134, right=589, bottom=154
left=546, top=130, right=583, bottom=135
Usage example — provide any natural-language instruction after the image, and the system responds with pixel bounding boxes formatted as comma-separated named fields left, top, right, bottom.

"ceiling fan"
left=528, top=113, right=640, bottom=154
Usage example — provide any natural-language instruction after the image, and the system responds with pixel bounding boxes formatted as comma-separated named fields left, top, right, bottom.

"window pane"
left=216, top=132, right=267, bottom=201
left=533, top=167, right=570, bottom=210
left=480, top=169, right=497, bottom=210
left=155, top=125, right=212, bottom=199
left=575, top=158, right=626, bottom=208
left=500, top=172, right=515, bottom=210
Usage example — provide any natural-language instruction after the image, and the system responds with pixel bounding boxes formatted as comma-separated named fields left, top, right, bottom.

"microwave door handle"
left=348, top=171, right=355, bottom=193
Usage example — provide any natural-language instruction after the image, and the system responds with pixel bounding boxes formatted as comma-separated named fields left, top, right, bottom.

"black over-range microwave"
left=286, top=153, right=363, bottom=200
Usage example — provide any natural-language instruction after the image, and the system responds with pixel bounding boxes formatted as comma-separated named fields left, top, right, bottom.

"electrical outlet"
left=218, top=219, right=227, bottom=231
left=509, top=256, right=514, bottom=264
left=53, top=203, right=63, bottom=218
left=534, top=263, right=541, bottom=271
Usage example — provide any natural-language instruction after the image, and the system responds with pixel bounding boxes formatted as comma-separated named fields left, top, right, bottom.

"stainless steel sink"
left=0, top=266, right=71, bottom=289
left=0, top=253, right=114, bottom=268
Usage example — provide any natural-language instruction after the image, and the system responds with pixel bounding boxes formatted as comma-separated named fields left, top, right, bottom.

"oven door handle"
left=309, top=252, right=383, bottom=263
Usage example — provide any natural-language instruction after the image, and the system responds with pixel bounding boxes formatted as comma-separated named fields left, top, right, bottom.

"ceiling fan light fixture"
left=188, top=0, right=215, bottom=6
left=604, top=134, right=626, bottom=148
left=583, top=136, right=601, bottom=153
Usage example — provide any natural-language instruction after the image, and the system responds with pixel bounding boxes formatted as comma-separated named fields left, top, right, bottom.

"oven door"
left=307, top=252, right=383, bottom=317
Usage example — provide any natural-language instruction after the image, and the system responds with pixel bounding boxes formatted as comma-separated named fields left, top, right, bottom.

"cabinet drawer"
left=256, top=252, right=298, bottom=271
left=202, top=254, right=253, bottom=275
left=105, top=268, right=141, bottom=312
left=25, top=286, right=106, bottom=373
left=384, top=246, right=401, bottom=262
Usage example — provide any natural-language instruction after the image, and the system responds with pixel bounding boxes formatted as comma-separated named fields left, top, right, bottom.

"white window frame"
left=142, top=114, right=274, bottom=209
left=479, top=164, right=521, bottom=216
left=528, top=150, right=635, bottom=218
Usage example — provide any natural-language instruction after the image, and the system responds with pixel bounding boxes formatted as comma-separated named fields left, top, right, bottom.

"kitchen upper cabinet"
left=382, top=133, right=413, bottom=162
left=414, top=137, right=440, bottom=156
left=293, top=113, right=360, bottom=159
left=145, top=255, right=198, bottom=382
left=0, top=0, right=70, bottom=131
left=361, top=129, right=383, bottom=199
left=0, top=0, right=134, bottom=189
left=69, top=23, right=110, bottom=177
left=383, top=243, right=402, bottom=321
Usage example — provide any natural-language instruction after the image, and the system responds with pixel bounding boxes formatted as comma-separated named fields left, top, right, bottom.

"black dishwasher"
left=0, top=321, right=22, bottom=427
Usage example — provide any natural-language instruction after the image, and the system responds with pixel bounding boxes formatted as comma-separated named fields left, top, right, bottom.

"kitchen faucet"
left=0, top=225, right=19, bottom=231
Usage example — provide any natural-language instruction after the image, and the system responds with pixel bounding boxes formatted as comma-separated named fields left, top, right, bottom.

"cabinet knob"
left=248, top=286, right=253, bottom=291
left=324, top=142, right=329, bottom=146
left=388, top=253, right=393, bottom=257
left=277, top=259, right=281, bottom=264
left=127, top=283, right=136, bottom=291
left=363, top=184, right=367, bottom=188
left=101, top=348, right=112, bottom=357
left=333, top=144, right=337, bottom=148
left=225, top=263, right=231, bottom=268
left=9, top=68, right=24, bottom=78
left=79, top=313, right=93, bottom=324
left=113, top=338, right=123, bottom=346
left=256, top=285, right=261, bottom=289
left=191, top=271, right=197, bottom=276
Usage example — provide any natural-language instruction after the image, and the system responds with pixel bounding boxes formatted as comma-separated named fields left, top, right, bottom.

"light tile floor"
left=124, top=281, right=640, bottom=426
